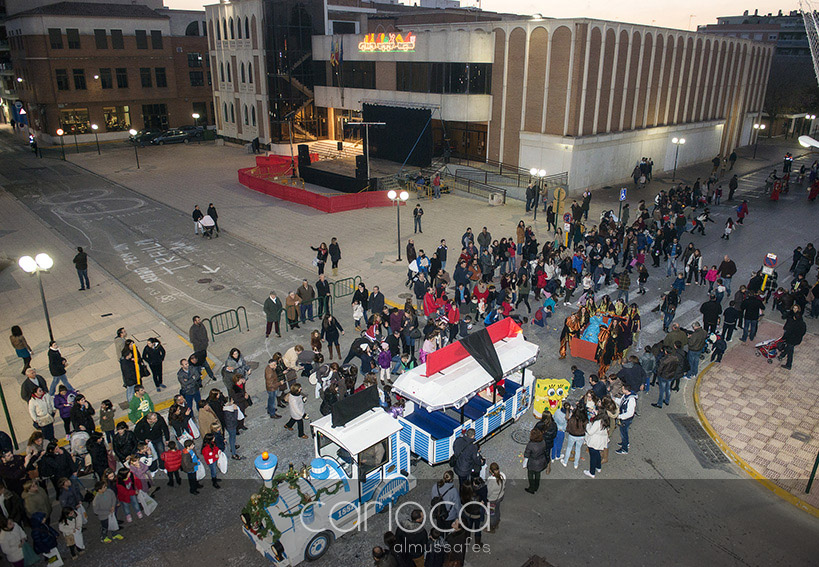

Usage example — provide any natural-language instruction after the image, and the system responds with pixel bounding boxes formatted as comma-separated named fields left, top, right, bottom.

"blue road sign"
left=619, top=188, right=627, bottom=201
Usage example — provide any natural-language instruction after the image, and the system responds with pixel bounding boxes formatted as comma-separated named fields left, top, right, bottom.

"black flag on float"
left=459, top=328, right=503, bottom=383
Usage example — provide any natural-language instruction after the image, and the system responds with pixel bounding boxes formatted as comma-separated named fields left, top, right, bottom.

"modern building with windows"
left=5, top=1, right=212, bottom=142
left=209, top=1, right=772, bottom=190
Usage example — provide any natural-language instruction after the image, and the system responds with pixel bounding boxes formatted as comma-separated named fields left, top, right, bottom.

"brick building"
left=5, top=1, right=212, bottom=143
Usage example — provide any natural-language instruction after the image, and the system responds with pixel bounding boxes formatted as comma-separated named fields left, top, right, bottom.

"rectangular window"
left=48, top=28, right=63, bottom=49
left=135, top=30, right=148, bottom=50
left=150, top=30, right=163, bottom=50
left=430, top=63, right=445, bottom=94
left=447, top=63, right=469, bottom=95
left=189, top=70, right=204, bottom=87
left=334, top=61, right=375, bottom=89
left=155, top=67, right=167, bottom=88
left=66, top=28, right=80, bottom=49
left=207, top=70, right=212, bottom=86
left=140, top=67, right=152, bottom=88
left=60, top=108, right=91, bottom=134
left=468, top=63, right=491, bottom=95
left=72, top=68, right=86, bottom=90
left=99, top=68, right=113, bottom=89
left=94, top=29, right=107, bottom=49
left=103, top=106, right=131, bottom=131
left=115, top=68, right=128, bottom=88
left=111, top=29, right=124, bottom=49
left=187, top=52, right=203, bottom=68
left=55, top=69, right=69, bottom=91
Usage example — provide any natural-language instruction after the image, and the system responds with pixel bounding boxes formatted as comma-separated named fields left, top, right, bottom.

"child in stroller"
left=754, top=337, right=785, bottom=363
left=199, top=214, right=217, bottom=239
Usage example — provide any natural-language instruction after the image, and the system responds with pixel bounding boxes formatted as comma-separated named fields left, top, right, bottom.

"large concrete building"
left=5, top=1, right=212, bottom=142
left=208, top=1, right=773, bottom=190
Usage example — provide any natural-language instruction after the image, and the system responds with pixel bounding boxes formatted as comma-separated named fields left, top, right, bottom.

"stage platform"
left=309, top=155, right=422, bottom=179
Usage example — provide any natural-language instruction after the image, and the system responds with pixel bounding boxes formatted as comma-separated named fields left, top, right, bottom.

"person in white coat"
left=28, top=387, right=55, bottom=442
left=0, top=518, right=26, bottom=567
left=584, top=411, right=610, bottom=479
left=284, top=383, right=307, bottom=438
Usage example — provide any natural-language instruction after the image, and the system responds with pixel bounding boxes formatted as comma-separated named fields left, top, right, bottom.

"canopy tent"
left=392, top=321, right=539, bottom=412
left=312, top=408, right=402, bottom=457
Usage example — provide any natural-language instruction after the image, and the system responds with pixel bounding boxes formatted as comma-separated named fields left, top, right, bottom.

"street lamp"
left=18, top=253, right=55, bottom=342
left=529, top=168, right=547, bottom=220
left=192, top=113, right=201, bottom=144
left=128, top=128, right=141, bottom=169
left=671, top=137, right=685, bottom=180
left=753, top=123, right=766, bottom=159
left=91, top=124, right=100, bottom=155
left=806, top=114, right=816, bottom=136
left=387, top=189, right=409, bottom=261
left=56, top=128, right=66, bottom=161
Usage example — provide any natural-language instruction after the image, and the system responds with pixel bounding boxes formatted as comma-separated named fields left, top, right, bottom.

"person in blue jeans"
left=739, top=294, right=765, bottom=342
left=652, top=348, right=677, bottom=409
left=615, top=384, right=637, bottom=454
left=264, top=358, right=283, bottom=419
left=551, top=402, right=569, bottom=460
left=685, top=322, right=707, bottom=379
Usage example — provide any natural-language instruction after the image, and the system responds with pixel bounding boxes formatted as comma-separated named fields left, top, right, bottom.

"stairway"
left=309, top=140, right=363, bottom=161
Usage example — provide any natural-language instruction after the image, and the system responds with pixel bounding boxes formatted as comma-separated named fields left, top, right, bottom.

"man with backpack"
left=450, top=429, right=483, bottom=487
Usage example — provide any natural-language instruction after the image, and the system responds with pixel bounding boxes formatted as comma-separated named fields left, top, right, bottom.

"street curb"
left=693, top=361, right=819, bottom=519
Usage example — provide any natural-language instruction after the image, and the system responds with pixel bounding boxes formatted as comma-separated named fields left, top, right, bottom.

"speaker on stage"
left=297, top=144, right=310, bottom=169
left=355, top=154, right=368, bottom=179
left=337, top=141, right=344, bottom=152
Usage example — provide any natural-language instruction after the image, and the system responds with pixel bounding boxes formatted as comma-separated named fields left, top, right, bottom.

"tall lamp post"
left=752, top=123, right=766, bottom=159
left=91, top=124, right=100, bottom=155
left=128, top=128, right=141, bottom=169
left=671, top=137, right=685, bottom=180
left=529, top=168, right=546, bottom=220
left=806, top=114, right=816, bottom=136
left=192, top=113, right=201, bottom=144
left=387, top=190, right=409, bottom=261
left=18, top=253, right=55, bottom=342
left=56, top=128, right=66, bottom=161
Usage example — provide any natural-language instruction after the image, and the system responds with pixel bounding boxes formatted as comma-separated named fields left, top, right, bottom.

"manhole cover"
left=511, top=430, right=530, bottom=445
left=791, top=431, right=811, bottom=442
left=209, top=284, right=225, bottom=291
left=197, top=278, right=212, bottom=284
left=398, top=293, right=412, bottom=299
left=669, top=414, right=730, bottom=466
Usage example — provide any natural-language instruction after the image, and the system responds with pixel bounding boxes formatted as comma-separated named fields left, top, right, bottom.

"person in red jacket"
left=200, top=433, right=222, bottom=489
left=161, top=440, right=183, bottom=488
left=115, top=468, right=143, bottom=522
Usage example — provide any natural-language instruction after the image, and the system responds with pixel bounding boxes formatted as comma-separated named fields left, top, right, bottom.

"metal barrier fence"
left=447, top=173, right=507, bottom=204
left=331, top=276, right=362, bottom=299
left=279, top=296, right=334, bottom=333
left=205, top=306, right=249, bottom=341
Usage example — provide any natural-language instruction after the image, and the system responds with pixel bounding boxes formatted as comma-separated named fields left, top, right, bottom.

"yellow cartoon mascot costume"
left=533, top=378, right=571, bottom=418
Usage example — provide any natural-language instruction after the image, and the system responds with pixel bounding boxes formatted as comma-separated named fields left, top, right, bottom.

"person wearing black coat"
left=352, top=283, right=370, bottom=319
left=37, top=443, right=75, bottom=491
left=780, top=308, right=807, bottom=370
left=700, top=295, right=723, bottom=335
left=206, top=203, right=220, bottom=235
left=451, top=430, right=483, bottom=487
left=328, top=238, right=341, bottom=276
left=120, top=351, right=139, bottom=401
left=534, top=414, right=558, bottom=473
left=112, top=423, right=138, bottom=464
left=142, top=338, right=166, bottom=391
left=69, top=395, right=95, bottom=433
left=86, top=432, right=108, bottom=480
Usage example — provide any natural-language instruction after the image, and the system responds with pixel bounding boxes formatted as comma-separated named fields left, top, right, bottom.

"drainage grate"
left=209, top=284, right=225, bottom=291
left=791, top=431, right=811, bottom=442
left=511, top=430, right=530, bottom=445
left=668, top=414, right=730, bottom=466
left=197, top=278, right=212, bottom=284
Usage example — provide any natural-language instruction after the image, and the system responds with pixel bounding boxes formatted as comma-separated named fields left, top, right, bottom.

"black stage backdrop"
left=362, top=104, right=432, bottom=168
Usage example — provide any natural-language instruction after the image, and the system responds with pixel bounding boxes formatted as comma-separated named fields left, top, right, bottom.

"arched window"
left=229, top=17, right=234, bottom=39
left=251, top=106, right=256, bottom=126
left=185, top=21, right=199, bottom=36
left=243, top=105, right=249, bottom=125
left=230, top=103, right=235, bottom=123
left=240, top=62, right=245, bottom=83
left=216, top=19, right=221, bottom=40
left=245, top=17, right=250, bottom=39
left=248, top=61, right=253, bottom=83
left=227, top=62, right=231, bottom=82
left=219, top=62, right=224, bottom=82
left=223, top=102, right=228, bottom=122
left=237, top=18, right=242, bottom=39
left=222, top=19, right=227, bottom=40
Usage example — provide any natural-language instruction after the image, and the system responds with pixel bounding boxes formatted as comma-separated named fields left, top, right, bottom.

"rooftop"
left=8, top=1, right=168, bottom=20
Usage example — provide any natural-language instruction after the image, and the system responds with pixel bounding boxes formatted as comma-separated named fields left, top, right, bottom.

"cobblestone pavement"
left=698, top=320, right=819, bottom=513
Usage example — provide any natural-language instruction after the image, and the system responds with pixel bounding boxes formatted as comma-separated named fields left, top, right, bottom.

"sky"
left=164, top=0, right=802, bottom=31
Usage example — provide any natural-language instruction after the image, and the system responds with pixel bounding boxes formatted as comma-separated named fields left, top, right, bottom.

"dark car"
left=151, top=129, right=194, bottom=145
left=129, top=129, right=163, bottom=146
left=179, top=125, right=204, bottom=138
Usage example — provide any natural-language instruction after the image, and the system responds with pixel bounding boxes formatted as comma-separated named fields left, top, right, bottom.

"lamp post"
left=91, top=124, right=100, bottom=155
left=128, top=128, right=141, bottom=169
left=18, top=253, right=55, bottom=342
left=387, top=189, right=409, bottom=261
left=671, top=137, right=685, bottom=180
left=192, top=113, right=201, bottom=144
left=752, top=123, right=766, bottom=159
left=56, top=128, right=66, bottom=160
left=806, top=114, right=816, bottom=136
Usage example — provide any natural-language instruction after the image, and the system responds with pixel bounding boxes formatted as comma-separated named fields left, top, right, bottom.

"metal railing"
left=448, top=154, right=569, bottom=191
left=331, top=275, right=361, bottom=299
left=447, top=172, right=507, bottom=204
left=205, top=306, right=249, bottom=341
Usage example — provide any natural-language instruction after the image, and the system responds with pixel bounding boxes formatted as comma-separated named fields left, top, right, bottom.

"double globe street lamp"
left=671, top=137, right=686, bottom=181
left=753, top=123, right=766, bottom=159
left=387, top=190, right=410, bottom=261
left=18, top=253, right=55, bottom=342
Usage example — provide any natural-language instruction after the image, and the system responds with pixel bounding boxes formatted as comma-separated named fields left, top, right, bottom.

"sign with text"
left=358, top=32, right=416, bottom=53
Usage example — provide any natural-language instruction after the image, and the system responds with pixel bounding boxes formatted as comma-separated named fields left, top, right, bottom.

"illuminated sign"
left=358, top=32, right=416, bottom=53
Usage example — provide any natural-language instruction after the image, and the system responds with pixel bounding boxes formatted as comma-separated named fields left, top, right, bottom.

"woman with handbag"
left=230, top=375, right=250, bottom=432
left=200, top=433, right=222, bottom=489
left=320, top=315, right=344, bottom=360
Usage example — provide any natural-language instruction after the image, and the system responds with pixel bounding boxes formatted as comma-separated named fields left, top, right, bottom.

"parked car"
left=179, top=125, right=204, bottom=138
left=129, top=129, right=163, bottom=146
left=151, top=129, right=195, bottom=145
